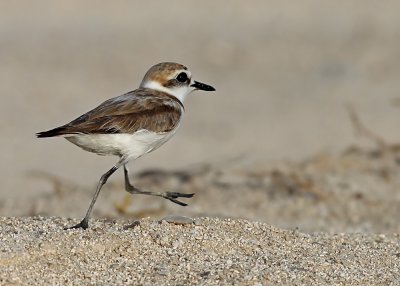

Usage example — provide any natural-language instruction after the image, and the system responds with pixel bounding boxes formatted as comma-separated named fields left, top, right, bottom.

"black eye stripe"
left=176, top=72, right=188, bottom=83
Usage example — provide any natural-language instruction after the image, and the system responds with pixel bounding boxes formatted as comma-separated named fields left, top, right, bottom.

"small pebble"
left=160, top=215, right=194, bottom=225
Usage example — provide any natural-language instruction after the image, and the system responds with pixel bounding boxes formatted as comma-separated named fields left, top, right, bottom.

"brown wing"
left=36, top=89, right=182, bottom=137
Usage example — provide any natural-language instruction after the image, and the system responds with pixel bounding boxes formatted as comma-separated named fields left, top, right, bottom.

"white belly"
left=66, top=129, right=177, bottom=160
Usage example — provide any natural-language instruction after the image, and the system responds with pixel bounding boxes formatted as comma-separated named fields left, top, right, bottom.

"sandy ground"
left=1, top=217, right=399, bottom=285
left=1, top=1, right=400, bottom=285
left=1, top=144, right=400, bottom=284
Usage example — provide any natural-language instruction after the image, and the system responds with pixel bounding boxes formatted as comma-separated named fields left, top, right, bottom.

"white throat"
left=141, top=80, right=193, bottom=103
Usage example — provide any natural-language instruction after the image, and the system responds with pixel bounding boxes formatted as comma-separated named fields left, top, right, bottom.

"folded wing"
left=36, top=89, right=183, bottom=137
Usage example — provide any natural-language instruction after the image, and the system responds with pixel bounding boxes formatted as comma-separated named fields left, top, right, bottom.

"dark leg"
left=123, top=165, right=194, bottom=206
left=65, top=160, right=123, bottom=230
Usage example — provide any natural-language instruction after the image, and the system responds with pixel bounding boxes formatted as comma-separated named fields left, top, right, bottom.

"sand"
left=1, top=217, right=399, bottom=285
left=1, top=146, right=400, bottom=285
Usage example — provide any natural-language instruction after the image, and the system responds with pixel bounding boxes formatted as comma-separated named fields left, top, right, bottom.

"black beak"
left=191, top=81, right=216, bottom=91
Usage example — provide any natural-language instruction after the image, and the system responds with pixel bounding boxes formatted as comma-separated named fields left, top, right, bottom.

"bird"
left=36, top=62, right=215, bottom=229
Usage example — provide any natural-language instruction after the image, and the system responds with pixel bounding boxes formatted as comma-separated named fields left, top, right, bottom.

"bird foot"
left=64, top=219, right=89, bottom=230
left=164, top=192, right=194, bottom=206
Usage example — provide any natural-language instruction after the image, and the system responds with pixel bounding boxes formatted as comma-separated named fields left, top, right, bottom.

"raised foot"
left=164, top=192, right=194, bottom=206
left=64, top=219, right=89, bottom=230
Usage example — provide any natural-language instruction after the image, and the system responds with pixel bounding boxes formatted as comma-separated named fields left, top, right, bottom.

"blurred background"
left=1, top=1, right=400, bottom=232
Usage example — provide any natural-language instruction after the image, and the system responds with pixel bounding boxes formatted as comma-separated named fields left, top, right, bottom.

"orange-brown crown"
left=141, top=62, right=188, bottom=87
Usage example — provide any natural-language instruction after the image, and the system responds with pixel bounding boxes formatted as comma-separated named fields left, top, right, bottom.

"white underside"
left=66, top=128, right=179, bottom=161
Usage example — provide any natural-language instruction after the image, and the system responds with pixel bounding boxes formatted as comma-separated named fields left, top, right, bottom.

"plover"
left=37, top=62, right=215, bottom=229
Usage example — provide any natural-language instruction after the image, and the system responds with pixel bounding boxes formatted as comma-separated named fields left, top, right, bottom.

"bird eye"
left=176, top=72, right=188, bottom=83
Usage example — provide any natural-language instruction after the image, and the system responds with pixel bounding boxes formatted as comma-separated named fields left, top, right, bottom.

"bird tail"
left=36, top=126, right=67, bottom=138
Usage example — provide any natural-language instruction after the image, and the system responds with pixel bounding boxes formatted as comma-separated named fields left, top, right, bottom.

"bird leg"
left=65, top=160, right=124, bottom=230
left=123, top=165, right=194, bottom=206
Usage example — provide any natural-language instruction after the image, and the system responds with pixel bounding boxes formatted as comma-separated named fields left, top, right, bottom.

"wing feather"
left=36, top=89, right=183, bottom=137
